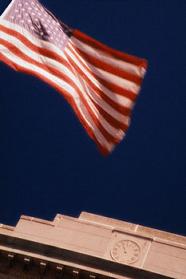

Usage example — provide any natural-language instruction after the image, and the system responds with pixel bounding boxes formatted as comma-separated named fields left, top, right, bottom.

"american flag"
left=0, top=0, right=148, bottom=155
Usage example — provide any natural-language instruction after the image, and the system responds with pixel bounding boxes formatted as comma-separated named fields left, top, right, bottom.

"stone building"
left=0, top=212, right=185, bottom=278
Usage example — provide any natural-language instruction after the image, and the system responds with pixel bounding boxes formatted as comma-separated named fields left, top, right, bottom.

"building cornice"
left=0, top=212, right=185, bottom=278
left=0, top=232, right=172, bottom=279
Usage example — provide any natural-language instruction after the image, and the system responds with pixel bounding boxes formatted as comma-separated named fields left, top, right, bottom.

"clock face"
left=111, top=240, right=141, bottom=264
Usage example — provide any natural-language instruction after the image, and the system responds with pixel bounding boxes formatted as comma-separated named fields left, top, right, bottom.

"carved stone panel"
left=111, top=240, right=141, bottom=264
left=105, top=230, right=152, bottom=268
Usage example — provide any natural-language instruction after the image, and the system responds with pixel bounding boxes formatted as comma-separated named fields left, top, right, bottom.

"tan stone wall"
left=0, top=212, right=185, bottom=279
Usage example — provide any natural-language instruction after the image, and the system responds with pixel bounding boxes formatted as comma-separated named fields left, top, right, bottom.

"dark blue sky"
left=0, top=0, right=185, bottom=236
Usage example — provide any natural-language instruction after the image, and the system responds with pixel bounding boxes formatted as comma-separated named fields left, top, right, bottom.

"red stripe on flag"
left=0, top=51, right=111, bottom=155
left=0, top=36, right=120, bottom=146
left=0, top=25, right=70, bottom=69
left=73, top=30, right=148, bottom=69
left=66, top=45, right=137, bottom=103
left=74, top=47, right=143, bottom=85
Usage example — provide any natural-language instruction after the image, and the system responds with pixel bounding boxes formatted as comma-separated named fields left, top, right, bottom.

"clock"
left=111, top=240, right=141, bottom=264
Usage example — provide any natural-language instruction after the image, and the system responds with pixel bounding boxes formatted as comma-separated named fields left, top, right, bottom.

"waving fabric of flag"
left=0, top=0, right=148, bottom=155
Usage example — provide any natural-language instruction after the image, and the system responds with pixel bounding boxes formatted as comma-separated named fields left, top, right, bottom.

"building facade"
left=0, top=212, right=185, bottom=278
